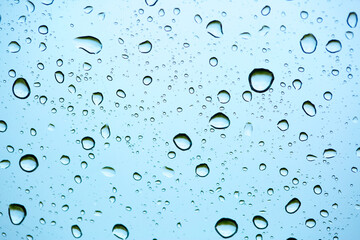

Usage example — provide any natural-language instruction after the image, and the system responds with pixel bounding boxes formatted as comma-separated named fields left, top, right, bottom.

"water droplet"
left=145, top=0, right=158, bottom=7
left=138, top=40, right=152, bottom=53
left=195, top=163, right=209, bottom=177
left=101, top=124, right=110, bottom=139
left=305, top=218, right=316, bottom=228
left=347, top=12, right=358, bottom=28
left=173, top=133, right=192, bottom=151
left=253, top=216, right=268, bottom=229
left=8, top=204, right=26, bottom=225
left=323, top=148, right=337, bottom=158
left=133, top=172, right=142, bottom=181
left=74, top=175, right=82, bottom=184
left=92, top=92, right=103, bottom=105
left=313, top=185, right=322, bottom=194
left=194, top=14, right=202, bottom=24
left=143, top=76, right=153, bottom=85
left=217, top=90, right=230, bottom=104
left=277, top=119, right=289, bottom=131
left=38, top=25, right=48, bottom=34
left=12, top=78, right=30, bottom=99
left=248, top=68, right=274, bottom=93
left=19, top=154, right=38, bottom=172
left=346, top=31, right=354, bottom=39
left=0, top=120, right=7, bottom=132
left=55, top=71, right=64, bottom=83
left=101, top=167, right=116, bottom=177
left=163, top=166, right=174, bottom=178
left=71, top=225, right=82, bottom=238
left=209, top=113, right=230, bottom=129
left=280, top=168, right=288, bottom=176
left=300, top=34, right=317, bottom=54
left=299, top=132, right=308, bottom=141
left=244, top=122, right=253, bottom=136
left=74, top=36, right=102, bottom=54
left=8, top=41, right=21, bottom=53
left=209, top=57, right=218, bottom=67
left=292, top=79, right=302, bottom=90
left=300, top=11, right=308, bottom=19
left=325, top=40, right=342, bottom=53
left=302, top=101, right=316, bottom=117
left=323, top=91, right=332, bottom=100
left=285, top=198, right=301, bottom=214
left=242, top=91, right=252, bottom=102
left=60, top=155, right=70, bottom=165
left=116, top=89, right=126, bottom=98
left=0, top=160, right=10, bottom=169
left=215, top=218, right=238, bottom=238
left=83, top=6, right=93, bottom=14
left=112, top=224, right=129, bottom=239
left=320, top=209, right=329, bottom=217
left=261, top=6, right=271, bottom=16
left=206, top=20, right=223, bottom=38
left=81, top=137, right=95, bottom=150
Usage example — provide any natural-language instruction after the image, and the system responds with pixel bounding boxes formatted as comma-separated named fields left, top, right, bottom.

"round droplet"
left=292, top=79, right=302, bottom=90
left=253, top=216, right=268, bottom=229
left=242, top=91, right=252, bottom=102
left=133, top=172, right=142, bottom=181
left=81, top=137, right=95, bottom=150
left=55, top=71, right=64, bottom=83
left=299, top=132, right=308, bottom=141
left=248, top=68, right=274, bottom=93
left=305, top=219, right=316, bottom=228
left=300, top=34, right=317, bottom=54
left=38, top=25, right=48, bottom=34
left=194, top=14, right=202, bottom=24
left=313, top=185, right=322, bottom=195
left=280, top=168, right=288, bottom=176
left=0, top=120, right=7, bottom=132
left=101, top=124, right=110, bottom=139
left=326, top=40, right=342, bottom=53
left=8, top=41, right=21, bottom=53
left=195, top=163, right=209, bottom=177
left=92, top=92, right=103, bottom=105
left=138, top=40, right=152, bottom=53
left=209, top=57, right=218, bottom=67
left=145, top=0, right=158, bottom=6
left=323, top=148, right=337, bottom=158
left=320, top=209, right=329, bottom=217
left=116, top=89, right=126, bottom=98
left=323, top=91, right=332, bottom=101
left=206, top=20, right=223, bottom=38
left=261, top=5, right=271, bottom=16
left=112, top=224, right=129, bottom=239
left=302, top=101, right=316, bottom=117
left=173, top=133, right=192, bottom=151
left=143, top=76, right=152, bottom=85
left=19, top=154, right=38, bottom=172
left=217, top=90, right=230, bottom=104
left=60, top=155, right=70, bottom=165
left=209, top=112, right=230, bottom=129
left=347, top=12, right=358, bottom=28
left=300, top=11, right=308, bottom=19
left=9, top=204, right=26, bottom=225
left=277, top=120, right=289, bottom=131
left=215, top=218, right=238, bottom=238
left=71, top=225, right=82, bottom=238
left=101, top=167, right=116, bottom=177
left=12, top=78, right=30, bottom=99
left=285, top=198, right=301, bottom=214
left=74, top=36, right=102, bottom=54
left=74, top=175, right=82, bottom=184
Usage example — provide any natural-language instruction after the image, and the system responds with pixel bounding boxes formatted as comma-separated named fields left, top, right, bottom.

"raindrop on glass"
left=302, top=101, right=316, bottom=117
left=248, top=68, right=274, bottom=93
left=112, top=224, right=129, bottom=239
left=12, top=78, right=30, bottom=99
left=215, top=218, right=238, bottom=238
left=195, top=163, right=209, bottom=177
left=285, top=198, right=301, bottom=214
left=74, top=36, right=102, bottom=54
left=138, top=40, right=152, bottom=53
left=206, top=20, right=223, bottom=38
left=173, top=133, right=192, bottom=151
left=300, top=34, right=317, bottom=54
left=209, top=113, right=230, bottom=129
left=8, top=204, right=26, bottom=225
left=19, top=154, right=38, bottom=172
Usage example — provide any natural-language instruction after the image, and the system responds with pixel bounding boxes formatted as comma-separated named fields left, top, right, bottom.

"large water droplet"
left=81, top=137, right=95, bottom=150
left=19, top=154, right=38, bottom=172
left=215, top=218, right=238, bottom=238
left=217, top=90, right=230, bottom=104
left=8, top=41, right=21, bottom=53
left=347, top=12, right=358, bottom=28
left=55, top=71, right=64, bottom=83
left=12, top=78, right=30, bottom=99
left=323, top=148, right=337, bottom=158
left=71, top=225, right=82, bottom=238
left=206, top=20, right=223, bottom=38
left=112, top=224, right=129, bottom=239
left=253, top=216, right=268, bottom=229
left=248, top=68, right=274, bottom=93
left=92, top=92, right=103, bottom=105
left=101, top=124, right=110, bottom=139
left=143, top=76, right=153, bottom=85
left=101, top=167, right=116, bottom=177
left=145, top=0, right=158, bottom=6
left=138, top=40, right=152, bottom=53
left=74, top=36, right=102, bottom=54
left=9, top=204, right=26, bottom=225
left=302, top=101, right=316, bottom=117
left=195, top=163, right=209, bottom=177
left=0, top=120, right=7, bottom=132
left=325, top=40, right=342, bottom=53
left=277, top=119, right=289, bottom=131
left=300, top=34, right=317, bottom=54
left=209, top=113, right=230, bottom=129
left=173, top=133, right=192, bottom=151
left=285, top=198, right=301, bottom=214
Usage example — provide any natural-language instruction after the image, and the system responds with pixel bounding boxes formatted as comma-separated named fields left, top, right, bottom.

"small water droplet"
left=277, top=119, right=289, bottom=131
left=116, top=89, right=126, bottom=98
left=81, top=137, right=95, bottom=150
left=261, top=5, right=271, bottom=16
left=300, top=34, right=317, bottom=54
left=92, top=92, right=103, bottom=105
left=8, top=41, right=21, bottom=53
left=253, top=216, right=268, bottom=229
left=112, top=224, right=129, bottom=239
left=305, top=218, right=316, bottom=228
left=209, top=113, right=230, bottom=129
left=0, top=120, right=7, bottom=132
left=206, top=20, right=223, bottom=38
left=292, top=79, right=302, bottom=90
left=101, top=124, right=110, bottom=139
left=173, top=133, right=192, bottom=151
left=248, top=68, right=274, bottom=93
left=313, top=185, right=322, bottom=194
left=19, top=154, right=38, bottom=172
left=323, top=148, right=337, bottom=158
left=242, top=91, right=252, bottom=102
left=194, top=14, right=202, bottom=24
left=101, top=167, right=116, bottom=177
left=55, top=71, right=64, bottom=83
left=217, top=90, right=230, bottom=104
left=347, top=12, right=358, bottom=28
left=300, top=11, right=308, bottom=19
left=323, top=91, right=332, bottom=101
left=145, top=0, right=158, bottom=6
left=133, top=172, right=142, bottom=181
left=244, top=122, right=253, bottom=136
left=138, top=40, right=152, bottom=53
left=9, top=204, right=26, bottom=225
left=299, top=132, right=308, bottom=141
left=74, top=36, right=102, bottom=54
left=38, top=25, right=48, bottom=34
left=302, top=101, right=316, bottom=117
left=0, top=160, right=10, bottom=169
left=326, top=40, right=342, bottom=53
left=285, top=198, right=301, bottom=214
left=71, top=225, right=82, bottom=238
left=215, top=218, right=238, bottom=238
left=143, top=76, right=153, bottom=85
left=12, top=78, right=30, bottom=99
left=60, top=155, right=70, bottom=165
left=209, top=57, right=218, bottom=67
left=195, top=163, right=209, bottom=177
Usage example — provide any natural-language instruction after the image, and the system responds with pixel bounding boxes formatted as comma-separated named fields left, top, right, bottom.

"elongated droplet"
left=253, top=216, right=268, bottom=229
left=323, top=148, right=337, bottom=158
left=55, top=71, right=64, bottom=83
left=13, top=78, right=30, bottom=99
left=325, top=40, right=342, bottom=53
left=206, top=20, right=223, bottom=38
left=19, top=154, right=38, bottom=172
left=101, top=124, right=110, bottom=139
left=215, top=218, right=238, bottom=238
left=248, top=68, right=274, bottom=93
left=9, top=204, right=26, bottom=225
left=173, top=133, right=192, bottom=151
left=305, top=218, right=316, bottom=228
left=244, top=122, right=253, bottom=136
left=81, top=137, right=95, bottom=150
left=209, top=113, right=230, bottom=129
left=101, top=166, right=116, bottom=177
left=347, top=12, right=358, bottom=28
left=71, top=225, right=82, bottom=238
left=300, top=34, right=317, bottom=54
left=92, top=92, right=103, bottom=105
left=112, top=224, right=129, bottom=239
left=8, top=41, right=21, bottom=53
left=302, top=101, right=316, bottom=117
left=0, top=160, right=10, bottom=169
left=261, top=5, right=271, bottom=16
left=195, top=163, right=209, bottom=177
left=138, top=40, right=152, bottom=53
left=285, top=198, right=301, bottom=214
left=74, top=36, right=102, bottom=54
